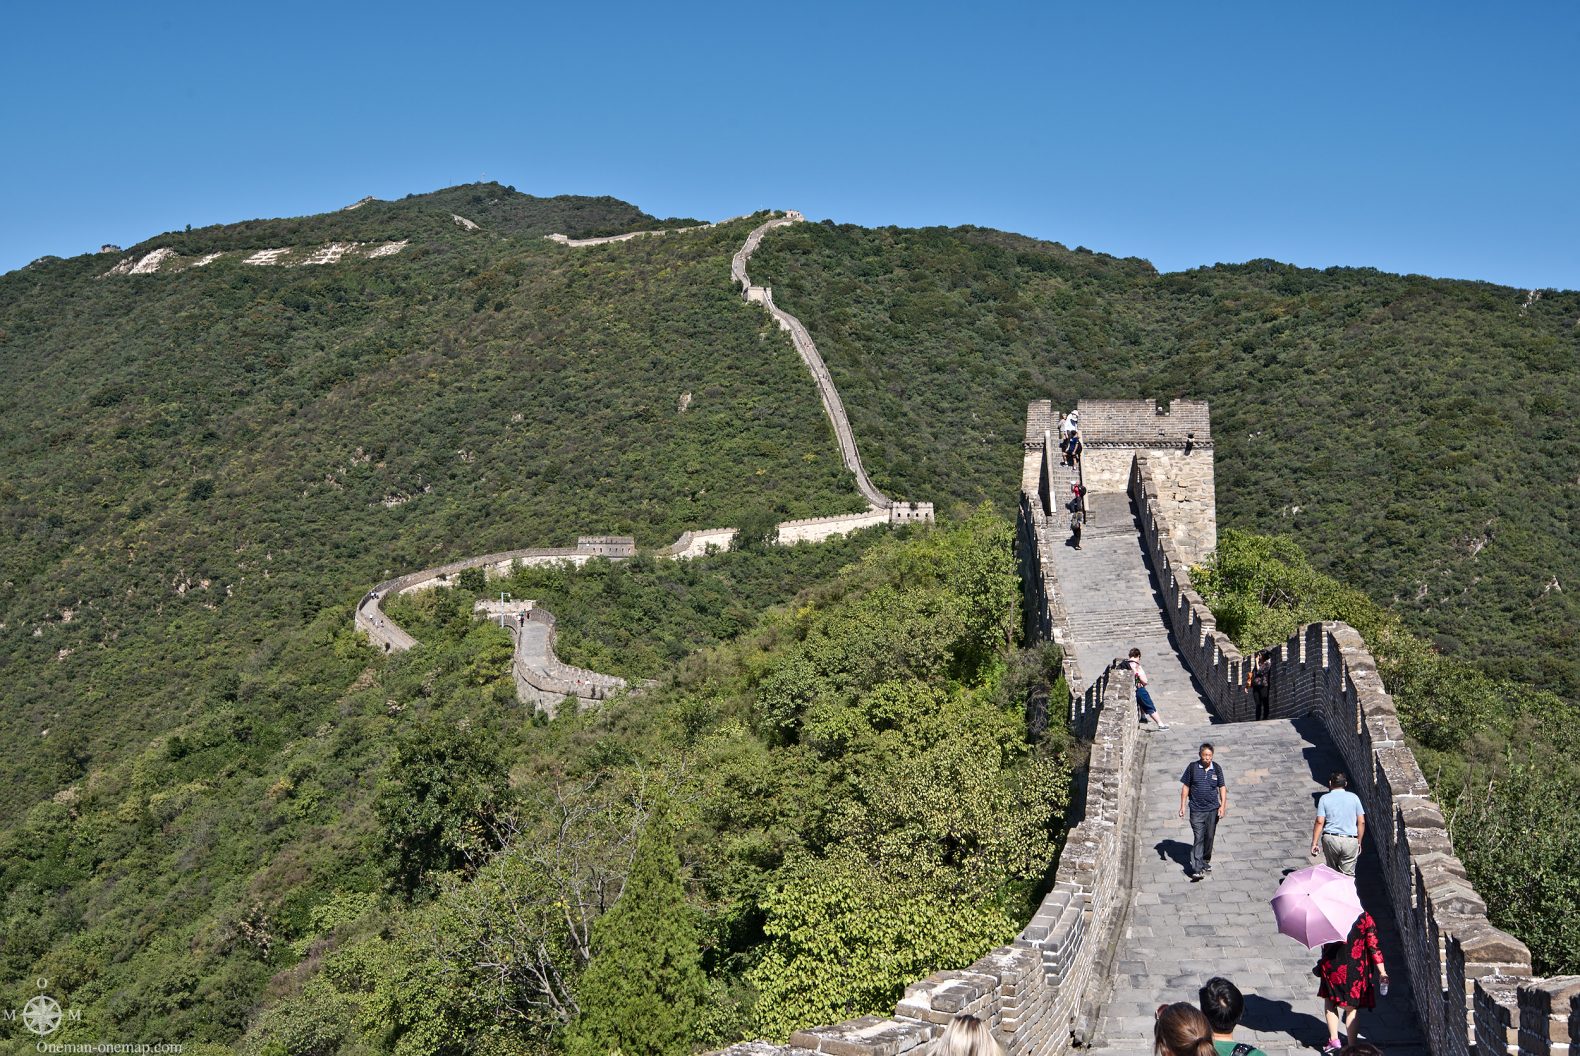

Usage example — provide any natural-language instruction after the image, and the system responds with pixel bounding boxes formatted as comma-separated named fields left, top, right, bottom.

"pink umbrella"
left=1271, top=865, right=1362, bottom=948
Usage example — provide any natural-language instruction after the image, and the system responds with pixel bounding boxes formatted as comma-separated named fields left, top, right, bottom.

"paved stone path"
left=1051, top=491, right=1426, bottom=1055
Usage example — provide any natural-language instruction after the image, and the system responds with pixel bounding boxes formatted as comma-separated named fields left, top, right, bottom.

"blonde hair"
left=930, top=1014, right=1005, bottom=1056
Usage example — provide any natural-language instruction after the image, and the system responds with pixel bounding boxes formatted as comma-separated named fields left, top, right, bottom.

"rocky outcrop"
left=102, top=240, right=409, bottom=276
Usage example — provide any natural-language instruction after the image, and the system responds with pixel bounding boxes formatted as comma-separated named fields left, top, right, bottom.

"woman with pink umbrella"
left=1269, top=865, right=1389, bottom=1052
left=1315, top=909, right=1389, bottom=1052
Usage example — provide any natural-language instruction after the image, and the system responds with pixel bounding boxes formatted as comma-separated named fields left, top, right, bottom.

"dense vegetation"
left=0, top=187, right=863, bottom=822
left=4, top=181, right=1576, bottom=1048
left=389, top=533, right=886, bottom=682
left=749, top=223, right=1580, bottom=700
left=1196, top=530, right=1579, bottom=974
left=0, top=511, right=1068, bottom=1051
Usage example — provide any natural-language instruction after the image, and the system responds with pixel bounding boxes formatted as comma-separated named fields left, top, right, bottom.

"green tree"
left=565, top=803, right=705, bottom=1056
left=374, top=717, right=510, bottom=896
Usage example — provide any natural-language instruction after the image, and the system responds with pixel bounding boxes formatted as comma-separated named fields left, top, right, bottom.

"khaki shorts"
left=1322, top=834, right=1360, bottom=876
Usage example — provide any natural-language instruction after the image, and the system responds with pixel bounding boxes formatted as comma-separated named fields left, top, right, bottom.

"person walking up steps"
left=1179, top=742, right=1227, bottom=881
left=1127, top=648, right=1168, bottom=730
left=1069, top=508, right=1084, bottom=549
left=1310, top=772, right=1366, bottom=876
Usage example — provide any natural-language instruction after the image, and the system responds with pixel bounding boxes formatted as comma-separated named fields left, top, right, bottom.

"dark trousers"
left=1189, top=809, right=1219, bottom=874
left=1253, top=684, right=1270, bottom=720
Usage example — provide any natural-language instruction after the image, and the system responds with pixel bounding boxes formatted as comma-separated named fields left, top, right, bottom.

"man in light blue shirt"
left=1309, top=771, right=1366, bottom=876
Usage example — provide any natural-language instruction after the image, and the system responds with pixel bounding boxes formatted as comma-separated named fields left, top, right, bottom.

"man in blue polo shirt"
left=1309, top=771, right=1366, bottom=876
left=1179, top=742, right=1227, bottom=881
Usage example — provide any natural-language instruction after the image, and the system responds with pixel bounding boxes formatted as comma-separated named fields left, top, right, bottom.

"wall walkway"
left=721, top=401, right=1578, bottom=1056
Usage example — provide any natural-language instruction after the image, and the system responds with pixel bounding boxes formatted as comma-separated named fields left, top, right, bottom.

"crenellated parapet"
left=1124, top=452, right=1576, bottom=1056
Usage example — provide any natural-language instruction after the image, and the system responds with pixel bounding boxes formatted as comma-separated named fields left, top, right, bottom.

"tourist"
left=1179, top=743, right=1227, bottom=881
left=1070, top=509, right=1083, bottom=549
left=1310, top=772, right=1366, bottom=876
left=1154, top=1002, right=1217, bottom=1056
left=1066, top=431, right=1083, bottom=467
left=1315, top=909, right=1388, bottom=1052
left=1199, top=977, right=1267, bottom=1056
left=928, top=1013, right=1004, bottom=1056
left=1058, top=410, right=1074, bottom=441
left=1249, top=652, right=1272, bottom=720
left=1194, top=980, right=1270, bottom=1049
left=1126, top=648, right=1168, bottom=730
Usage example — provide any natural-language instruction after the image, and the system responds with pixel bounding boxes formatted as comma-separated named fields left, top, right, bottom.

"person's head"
left=1199, top=743, right=1215, bottom=764
left=929, top=1014, right=1004, bottom=1056
left=1154, top=1002, right=1215, bottom=1056
left=1198, top=977, right=1245, bottom=1036
left=1129, top=648, right=1142, bottom=659
left=1337, top=1043, right=1384, bottom=1056
left=1328, top=772, right=1348, bottom=790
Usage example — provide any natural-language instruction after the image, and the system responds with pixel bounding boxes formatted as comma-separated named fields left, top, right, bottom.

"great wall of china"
left=717, top=400, right=1576, bottom=1056
left=314, top=204, right=1578, bottom=1050
left=353, top=212, right=932, bottom=711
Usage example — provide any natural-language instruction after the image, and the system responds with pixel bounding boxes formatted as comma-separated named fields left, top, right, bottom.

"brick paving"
left=1051, top=493, right=1426, bottom=1055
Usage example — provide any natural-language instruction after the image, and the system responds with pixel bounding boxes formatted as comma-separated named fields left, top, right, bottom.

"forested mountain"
left=750, top=223, right=1580, bottom=698
left=0, top=187, right=857, bottom=821
left=1, top=185, right=1575, bottom=1051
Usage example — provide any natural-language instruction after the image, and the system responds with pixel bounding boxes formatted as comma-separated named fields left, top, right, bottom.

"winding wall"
left=357, top=210, right=935, bottom=711
left=722, top=399, right=1575, bottom=1056
left=732, top=214, right=896, bottom=511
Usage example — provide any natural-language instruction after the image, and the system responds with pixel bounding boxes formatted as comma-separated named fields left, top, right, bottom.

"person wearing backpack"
left=1199, top=977, right=1267, bottom=1056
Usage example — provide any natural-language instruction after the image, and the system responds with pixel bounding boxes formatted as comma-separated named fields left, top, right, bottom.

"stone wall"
left=353, top=540, right=631, bottom=713
left=353, top=540, right=620, bottom=655
left=511, top=607, right=628, bottom=713
left=660, top=527, right=739, bottom=558
left=775, top=508, right=889, bottom=545
left=733, top=214, right=912, bottom=514
left=1126, top=454, right=1575, bottom=1056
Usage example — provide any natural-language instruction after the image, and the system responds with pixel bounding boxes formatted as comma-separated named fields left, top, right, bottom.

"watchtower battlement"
left=1026, top=398, right=1215, bottom=567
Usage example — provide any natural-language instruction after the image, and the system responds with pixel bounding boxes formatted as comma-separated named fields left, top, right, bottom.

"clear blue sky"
left=3, top=0, right=1577, bottom=288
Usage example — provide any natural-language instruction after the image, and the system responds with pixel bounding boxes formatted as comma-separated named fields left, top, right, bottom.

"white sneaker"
left=1155, top=722, right=1170, bottom=730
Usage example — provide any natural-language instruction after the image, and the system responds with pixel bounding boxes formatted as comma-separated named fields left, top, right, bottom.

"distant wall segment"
left=358, top=208, right=939, bottom=707
left=731, top=214, right=935, bottom=528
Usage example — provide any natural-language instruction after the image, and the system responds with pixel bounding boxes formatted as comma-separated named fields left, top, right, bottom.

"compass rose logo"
left=21, top=992, right=63, bottom=1036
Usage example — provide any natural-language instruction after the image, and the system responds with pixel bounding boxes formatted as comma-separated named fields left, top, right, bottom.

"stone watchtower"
left=1024, top=399, right=1215, bottom=568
